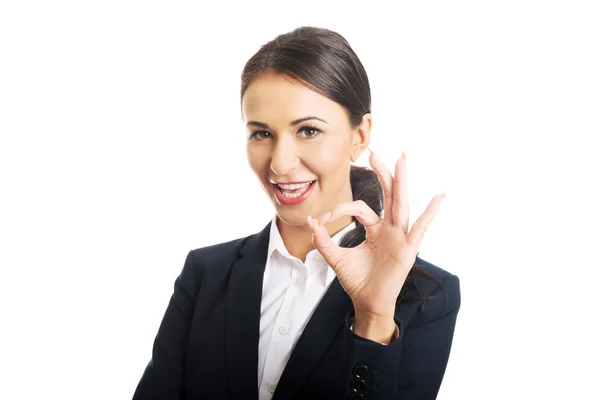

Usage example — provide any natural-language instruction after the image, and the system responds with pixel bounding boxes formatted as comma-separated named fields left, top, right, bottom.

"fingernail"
left=441, top=191, right=446, bottom=198
left=368, top=148, right=381, bottom=163
left=402, top=150, right=407, bottom=159
left=307, top=215, right=313, bottom=226
left=367, top=147, right=374, bottom=155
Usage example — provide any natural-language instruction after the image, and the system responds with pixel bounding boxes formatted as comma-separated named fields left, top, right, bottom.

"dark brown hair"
left=240, top=26, right=442, bottom=311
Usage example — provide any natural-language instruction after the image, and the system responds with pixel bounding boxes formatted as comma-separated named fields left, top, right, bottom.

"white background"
left=1, top=1, right=599, bottom=399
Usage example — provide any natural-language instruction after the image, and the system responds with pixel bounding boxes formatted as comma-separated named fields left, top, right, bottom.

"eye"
left=298, top=125, right=322, bottom=139
left=249, top=130, right=272, bottom=140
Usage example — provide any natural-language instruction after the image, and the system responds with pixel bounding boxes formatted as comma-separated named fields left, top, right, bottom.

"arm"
left=394, top=274, right=460, bottom=399
left=133, top=250, right=200, bottom=399
left=341, top=274, right=461, bottom=400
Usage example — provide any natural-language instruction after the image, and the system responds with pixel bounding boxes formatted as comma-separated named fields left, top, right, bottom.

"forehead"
left=242, top=71, right=347, bottom=125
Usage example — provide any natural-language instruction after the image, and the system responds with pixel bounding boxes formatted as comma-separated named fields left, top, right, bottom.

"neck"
left=277, top=214, right=354, bottom=263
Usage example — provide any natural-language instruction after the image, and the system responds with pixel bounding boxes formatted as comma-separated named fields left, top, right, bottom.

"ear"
left=350, top=113, right=372, bottom=162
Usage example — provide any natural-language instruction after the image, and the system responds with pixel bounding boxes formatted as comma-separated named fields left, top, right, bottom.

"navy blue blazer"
left=133, top=221, right=461, bottom=400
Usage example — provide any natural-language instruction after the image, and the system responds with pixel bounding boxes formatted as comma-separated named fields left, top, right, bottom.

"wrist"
left=352, top=311, right=397, bottom=344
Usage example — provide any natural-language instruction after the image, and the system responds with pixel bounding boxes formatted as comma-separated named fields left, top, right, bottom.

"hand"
left=308, top=151, right=445, bottom=322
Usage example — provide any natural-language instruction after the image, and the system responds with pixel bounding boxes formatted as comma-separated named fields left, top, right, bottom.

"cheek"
left=305, top=140, right=350, bottom=178
left=246, top=146, right=269, bottom=175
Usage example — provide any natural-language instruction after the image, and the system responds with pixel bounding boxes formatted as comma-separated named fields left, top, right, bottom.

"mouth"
left=271, top=180, right=316, bottom=205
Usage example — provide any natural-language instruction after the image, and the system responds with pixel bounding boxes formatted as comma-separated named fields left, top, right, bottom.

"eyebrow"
left=246, top=116, right=328, bottom=129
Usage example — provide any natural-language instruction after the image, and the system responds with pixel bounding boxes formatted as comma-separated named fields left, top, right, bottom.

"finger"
left=322, top=200, right=381, bottom=227
left=308, top=215, right=344, bottom=267
left=406, top=193, right=445, bottom=247
left=322, top=200, right=382, bottom=241
left=392, top=152, right=409, bottom=234
left=368, top=150, right=394, bottom=225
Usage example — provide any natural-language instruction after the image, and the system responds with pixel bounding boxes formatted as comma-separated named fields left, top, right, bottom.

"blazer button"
left=350, top=378, right=366, bottom=392
left=348, top=393, right=363, bottom=400
left=352, top=364, right=369, bottom=378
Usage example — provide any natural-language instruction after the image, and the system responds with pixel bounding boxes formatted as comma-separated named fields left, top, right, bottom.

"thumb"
left=308, top=216, right=343, bottom=267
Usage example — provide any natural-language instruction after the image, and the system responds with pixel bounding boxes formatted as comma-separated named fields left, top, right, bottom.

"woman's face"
left=242, top=71, right=370, bottom=227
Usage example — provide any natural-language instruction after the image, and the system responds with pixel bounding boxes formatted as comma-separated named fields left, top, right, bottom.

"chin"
left=274, top=206, right=311, bottom=227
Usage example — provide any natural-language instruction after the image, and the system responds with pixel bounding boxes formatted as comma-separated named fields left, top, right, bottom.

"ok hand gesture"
left=308, top=151, right=445, bottom=341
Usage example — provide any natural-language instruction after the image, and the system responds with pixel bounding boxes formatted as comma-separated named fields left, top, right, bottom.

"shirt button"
left=296, top=275, right=305, bottom=285
left=268, top=383, right=277, bottom=393
left=278, top=325, right=289, bottom=335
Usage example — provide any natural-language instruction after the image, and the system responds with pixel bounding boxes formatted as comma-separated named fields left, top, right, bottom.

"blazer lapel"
left=225, top=222, right=271, bottom=400
left=274, top=277, right=353, bottom=399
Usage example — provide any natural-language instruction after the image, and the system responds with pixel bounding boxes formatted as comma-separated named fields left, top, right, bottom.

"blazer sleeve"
left=133, top=250, right=199, bottom=400
left=341, top=274, right=461, bottom=400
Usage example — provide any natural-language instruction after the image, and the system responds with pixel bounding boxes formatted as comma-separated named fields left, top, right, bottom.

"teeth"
left=277, top=182, right=311, bottom=190
left=276, top=181, right=313, bottom=199
left=282, top=191, right=303, bottom=198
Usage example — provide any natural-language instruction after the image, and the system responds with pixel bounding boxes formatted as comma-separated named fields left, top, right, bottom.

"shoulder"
left=187, top=234, right=254, bottom=272
left=174, top=234, right=257, bottom=292
left=187, top=221, right=271, bottom=269
left=415, top=256, right=459, bottom=292
left=403, top=257, right=461, bottom=325
left=190, top=236, right=249, bottom=264
left=415, top=256, right=460, bottom=292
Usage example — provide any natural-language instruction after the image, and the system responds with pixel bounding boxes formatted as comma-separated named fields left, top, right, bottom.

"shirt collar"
left=267, top=215, right=357, bottom=286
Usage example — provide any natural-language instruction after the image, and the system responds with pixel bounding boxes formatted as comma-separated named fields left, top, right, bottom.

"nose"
left=270, top=136, right=300, bottom=177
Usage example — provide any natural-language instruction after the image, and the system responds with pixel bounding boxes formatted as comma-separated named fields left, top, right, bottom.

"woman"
left=133, top=26, right=460, bottom=400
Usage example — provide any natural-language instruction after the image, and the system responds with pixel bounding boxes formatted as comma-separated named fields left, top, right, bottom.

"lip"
left=271, top=180, right=316, bottom=206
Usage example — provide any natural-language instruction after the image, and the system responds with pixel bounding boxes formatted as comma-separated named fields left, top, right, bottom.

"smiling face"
left=242, top=70, right=371, bottom=227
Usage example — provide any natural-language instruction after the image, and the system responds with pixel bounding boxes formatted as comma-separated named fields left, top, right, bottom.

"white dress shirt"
left=257, top=216, right=357, bottom=399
